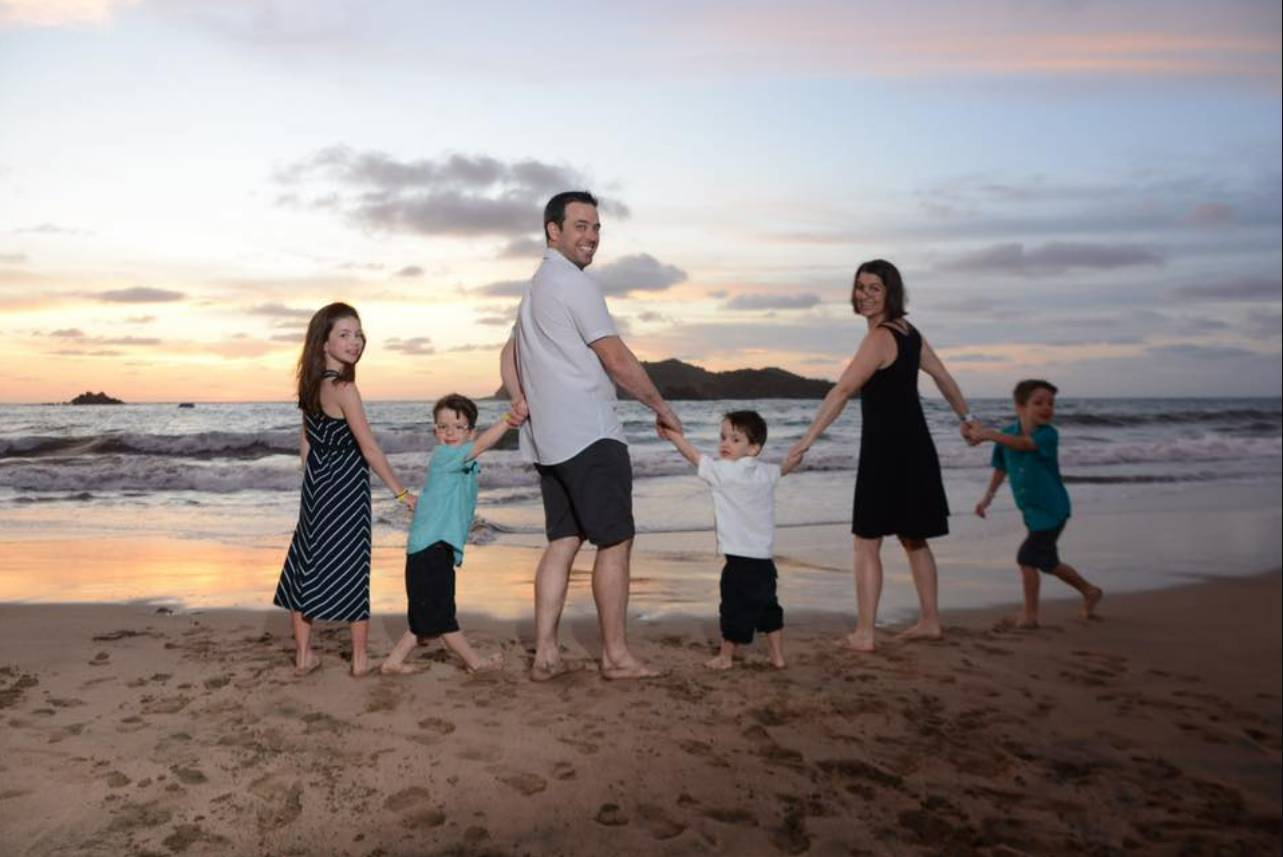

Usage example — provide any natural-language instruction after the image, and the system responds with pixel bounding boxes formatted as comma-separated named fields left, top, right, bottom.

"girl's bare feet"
left=294, top=652, right=321, bottom=677
left=1082, top=586, right=1104, bottom=619
left=704, top=653, right=734, bottom=670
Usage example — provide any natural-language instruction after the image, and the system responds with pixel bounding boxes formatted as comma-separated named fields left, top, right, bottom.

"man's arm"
left=499, top=337, right=528, bottom=422
left=589, top=335, right=681, bottom=434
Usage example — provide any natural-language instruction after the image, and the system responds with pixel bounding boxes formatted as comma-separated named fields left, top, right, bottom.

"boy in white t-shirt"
left=660, top=410, right=796, bottom=670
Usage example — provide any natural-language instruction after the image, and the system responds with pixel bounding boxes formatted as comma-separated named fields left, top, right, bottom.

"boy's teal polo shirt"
left=991, top=423, right=1071, bottom=532
left=407, top=441, right=478, bottom=566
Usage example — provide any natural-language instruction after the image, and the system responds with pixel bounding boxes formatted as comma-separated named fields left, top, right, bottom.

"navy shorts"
left=535, top=439, right=635, bottom=547
left=719, top=555, right=784, bottom=645
left=405, top=541, right=460, bottom=637
left=1017, top=523, right=1065, bottom=574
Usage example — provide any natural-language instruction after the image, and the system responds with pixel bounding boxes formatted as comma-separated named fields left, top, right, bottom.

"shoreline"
left=2, top=570, right=1279, bottom=855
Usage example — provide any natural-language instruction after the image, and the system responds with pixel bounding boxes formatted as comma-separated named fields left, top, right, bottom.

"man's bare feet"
left=1082, top=586, right=1104, bottom=619
left=293, top=653, right=321, bottom=677
left=601, top=656, right=663, bottom=681
left=839, top=630, right=876, bottom=652
left=529, top=659, right=585, bottom=682
left=379, top=661, right=426, bottom=676
left=897, top=621, right=943, bottom=641
left=994, top=614, right=1039, bottom=631
left=466, top=653, right=504, bottom=674
left=704, top=653, right=734, bottom=670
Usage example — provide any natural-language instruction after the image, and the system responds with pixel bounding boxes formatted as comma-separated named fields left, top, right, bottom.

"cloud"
left=723, top=293, right=822, bottom=311
left=95, top=286, right=186, bottom=303
left=10, top=222, right=84, bottom=235
left=276, top=147, right=628, bottom=240
left=1188, top=202, right=1237, bottom=227
left=444, top=342, right=507, bottom=353
left=473, top=279, right=528, bottom=298
left=126, top=315, right=156, bottom=324
left=48, top=328, right=85, bottom=338
left=498, top=237, right=546, bottom=258
left=0, top=0, right=140, bottom=28
left=49, top=349, right=124, bottom=357
left=939, top=242, right=1164, bottom=277
left=1172, top=275, right=1281, bottom=301
left=0, top=253, right=27, bottom=264
left=1145, top=343, right=1259, bottom=360
left=97, top=336, right=161, bottom=346
left=592, top=254, right=687, bottom=297
left=248, top=302, right=313, bottom=318
left=394, top=265, right=424, bottom=278
left=385, top=336, right=435, bottom=355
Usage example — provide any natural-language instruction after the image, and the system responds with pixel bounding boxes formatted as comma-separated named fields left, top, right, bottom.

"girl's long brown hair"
left=297, top=302, right=360, bottom=414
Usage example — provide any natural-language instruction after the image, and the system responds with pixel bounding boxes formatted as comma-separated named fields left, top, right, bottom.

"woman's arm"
left=919, top=336, right=979, bottom=441
left=334, top=382, right=416, bottom=508
left=784, top=330, right=889, bottom=470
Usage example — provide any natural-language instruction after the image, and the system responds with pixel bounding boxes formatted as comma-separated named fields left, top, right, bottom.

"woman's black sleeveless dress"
left=852, top=323, right=950, bottom=540
left=273, top=373, right=372, bottom=621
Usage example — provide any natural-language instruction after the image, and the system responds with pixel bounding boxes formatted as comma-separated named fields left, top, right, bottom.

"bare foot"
left=601, top=657, right=664, bottom=681
left=771, top=656, right=787, bottom=670
left=350, top=660, right=377, bottom=679
left=294, top=653, right=321, bottom=677
left=994, top=614, right=1039, bottom=631
left=530, top=659, right=585, bottom=683
left=703, top=653, right=733, bottom=670
left=379, top=661, right=427, bottom=676
left=839, top=630, right=876, bottom=652
left=466, top=653, right=504, bottom=674
left=897, top=621, right=943, bottom=641
left=1082, top=586, right=1103, bottom=619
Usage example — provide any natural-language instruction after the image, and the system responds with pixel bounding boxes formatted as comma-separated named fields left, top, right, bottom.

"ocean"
left=2, top=397, right=1280, bottom=618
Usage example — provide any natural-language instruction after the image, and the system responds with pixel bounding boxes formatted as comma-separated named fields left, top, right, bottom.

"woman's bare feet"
left=466, top=652, right=504, bottom=674
left=704, top=653, right=734, bottom=670
left=530, top=658, right=585, bottom=682
left=1082, top=586, right=1104, bottom=619
left=293, top=652, right=321, bottom=677
left=840, top=630, right=876, bottom=652
left=897, top=621, right=943, bottom=641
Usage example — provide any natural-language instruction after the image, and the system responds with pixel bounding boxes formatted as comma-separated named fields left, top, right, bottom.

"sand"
left=1, top=572, right=1279, bottom=856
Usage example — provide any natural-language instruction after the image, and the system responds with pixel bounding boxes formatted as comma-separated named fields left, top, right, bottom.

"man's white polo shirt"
left=513, top=249, right=628, bottom=466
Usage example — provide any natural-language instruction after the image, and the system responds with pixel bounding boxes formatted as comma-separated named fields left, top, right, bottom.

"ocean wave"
left=0, top=429, right=436, bottom=460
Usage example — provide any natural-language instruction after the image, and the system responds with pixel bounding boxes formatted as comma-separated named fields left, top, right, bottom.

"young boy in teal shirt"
left=974, top=379, right=1103, bottom=628
left=380, top=394, right=520, bottom=674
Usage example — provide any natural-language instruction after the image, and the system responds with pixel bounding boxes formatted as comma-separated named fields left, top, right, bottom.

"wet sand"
left=1, top=571, right=1279, bottom=856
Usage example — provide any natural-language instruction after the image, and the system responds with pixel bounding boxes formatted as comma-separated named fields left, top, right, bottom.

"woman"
left=785, top=260, right=977, bottom=651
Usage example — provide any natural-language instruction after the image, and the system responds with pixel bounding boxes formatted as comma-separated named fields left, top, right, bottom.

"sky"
left=1, top=0, right=1280, bottom=403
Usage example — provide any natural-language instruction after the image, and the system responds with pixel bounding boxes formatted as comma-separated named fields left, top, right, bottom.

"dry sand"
left=1, top=571, right=1279, bottom=856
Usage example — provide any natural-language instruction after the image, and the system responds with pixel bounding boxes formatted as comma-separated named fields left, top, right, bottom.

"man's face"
left=547, top=202, right=601, bottom=269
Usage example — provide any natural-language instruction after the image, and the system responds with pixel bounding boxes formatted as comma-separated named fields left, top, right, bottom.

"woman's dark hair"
left=433, top=393, right=479, bottom=429
left=543, top=190, right=599, bottom=242
left=724, top=410, right=768, bottom=448
left=297, top=302, right=360, bottom=414
left=851, top=259, right=908, bottom=321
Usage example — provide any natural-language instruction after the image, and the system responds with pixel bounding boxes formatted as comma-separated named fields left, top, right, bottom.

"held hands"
left=784, top=441, right=809, bottom=473
left=960, top=420, right=983, bottom=446
left=507, top=397, right=530, bottom=426
left=656, top=407, right=683, bottom=440
left=399, top=491, right=418, bottom=512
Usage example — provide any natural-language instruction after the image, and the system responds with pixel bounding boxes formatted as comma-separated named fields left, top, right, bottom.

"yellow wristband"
left=395, top=489, right=409, bottom=503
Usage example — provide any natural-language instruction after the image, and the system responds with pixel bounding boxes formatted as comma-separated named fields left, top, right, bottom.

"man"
left=500, top=190, right=682, bottom=681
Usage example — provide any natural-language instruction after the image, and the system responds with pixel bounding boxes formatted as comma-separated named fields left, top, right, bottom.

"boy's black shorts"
left=719, top=555, right=784, bottom=645
left=1017, top=523, right=1066, bottom=574
left=405, top=541, right=460, bottom=637
left=535, top=439, right=635, bottom=547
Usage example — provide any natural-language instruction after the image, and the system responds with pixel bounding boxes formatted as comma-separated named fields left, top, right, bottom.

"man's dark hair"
left=852, top=258, right=908, bottom=321
left=543, top=190, right=599, bottom=243
left=433, top=393, right=479, bottom=428
left=1012, top=379, right=1058, bottom=406
left=724, top=410, right=768, bottom=448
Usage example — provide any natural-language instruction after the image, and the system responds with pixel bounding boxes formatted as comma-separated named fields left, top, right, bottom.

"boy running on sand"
left=973, top=380, right=1103, bottom=628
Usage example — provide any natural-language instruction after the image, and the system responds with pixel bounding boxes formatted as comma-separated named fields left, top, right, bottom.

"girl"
left=274, top=302, right=416, bottom=677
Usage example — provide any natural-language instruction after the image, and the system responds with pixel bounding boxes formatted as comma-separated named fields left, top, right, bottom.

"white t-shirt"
left=698, top=454, right=781, bottom=560
left=513, top=248, right=628, bottom=465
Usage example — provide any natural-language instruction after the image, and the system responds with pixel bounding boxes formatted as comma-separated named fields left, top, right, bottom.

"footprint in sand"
left=556, top=736, right=599, bottom=756
left=141, top=695, right=191, bottom=715
left=162, top=823, right=229, bottom=852
left=771, top=810, right=811, bottom=855
left=384, top=785, right=432, bottom=812
left=701, top=807, right=759, bottom=827
left=89, top=652, right=110, bottom=666
left=104, top=771, right=131, bottom=788
left=551, top=761, right=576, bottom=781
left=595, top=803, right=628, bottom=826
left=248, top=774, right=303, bottom=832
left=677, top=739, right=730, bottom=768
left=170, top=765, right=208, bottom=785
left=498, top=772, right=547, bottom=796
left=415, top=716, right=456, bottom=740
left=637, top=803, right=686, bottom=840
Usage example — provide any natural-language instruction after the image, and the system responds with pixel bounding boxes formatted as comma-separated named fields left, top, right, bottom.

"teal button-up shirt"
left=407, top=441, right=478, bottom=565
left=991, top=423, right=1071, bottom=532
